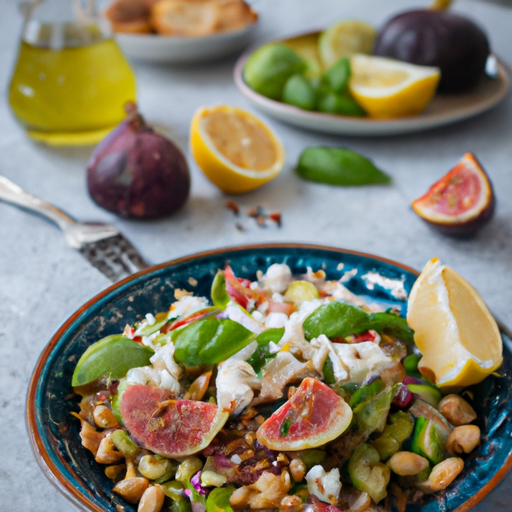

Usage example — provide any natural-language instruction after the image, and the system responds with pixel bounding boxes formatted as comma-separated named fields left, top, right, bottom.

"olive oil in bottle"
left=8, top=2, right=136, bottom=145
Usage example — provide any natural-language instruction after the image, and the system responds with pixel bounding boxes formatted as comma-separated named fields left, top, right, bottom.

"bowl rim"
left=26, top=242, right=512, bottom=512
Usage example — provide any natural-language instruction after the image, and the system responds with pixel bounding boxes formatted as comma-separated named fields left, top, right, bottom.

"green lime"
left=317, top=91, right=366, bottom=117
left=282, top=74, right=317, bottom=110
left=244, top=43, right=306, bottom=100
left=318, top=20, right=376, bottom=69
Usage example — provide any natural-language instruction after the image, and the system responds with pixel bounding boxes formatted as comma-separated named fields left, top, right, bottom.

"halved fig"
left=411, top=153, right=495, bottom=237
left=120, top=385, right=228, bottom=457
left=256, top=378, right=352, bottom=451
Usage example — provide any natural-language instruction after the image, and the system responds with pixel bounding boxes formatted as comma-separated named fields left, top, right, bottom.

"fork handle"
left=0, top=175, right=76, bottom=232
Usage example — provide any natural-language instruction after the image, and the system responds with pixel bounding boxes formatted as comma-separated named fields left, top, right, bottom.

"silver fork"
left=0, top=175, right=149, bottom=282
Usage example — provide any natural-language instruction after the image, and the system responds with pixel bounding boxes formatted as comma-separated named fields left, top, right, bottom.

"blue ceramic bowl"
left=26, top=244, right=512, bottom=512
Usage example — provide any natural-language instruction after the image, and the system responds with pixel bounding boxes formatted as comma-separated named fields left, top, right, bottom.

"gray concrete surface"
left=0, top=0, right=511, bottom=510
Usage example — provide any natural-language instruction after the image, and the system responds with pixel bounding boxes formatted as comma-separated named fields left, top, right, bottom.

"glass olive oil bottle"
left=8, top=1, right=136, bottom=145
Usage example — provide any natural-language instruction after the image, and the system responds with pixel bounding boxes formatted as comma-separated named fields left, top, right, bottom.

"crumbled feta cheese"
left=231, top=454, right=242, bottom=464
left=145, top=313, right=156, bottom=325
left=225, top=305, right=264, bottom=334
left=216, top=359, right=261, bottom=416
left=271, top=292, right=284, bottom=303
left=265, top=312, right=288, bottom=329
left=169, top=295, right=210, bottom=319
left=311, top=335, right=348, bottom=381
left=306, top=465, right=341, bottom=504
left=333, top=342, right=394, bottom=384
left=259, top=264, right=293, bottom=293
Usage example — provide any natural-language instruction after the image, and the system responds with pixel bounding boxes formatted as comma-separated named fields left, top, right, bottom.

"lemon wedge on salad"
left=407, top=258, right=502, bottom=390
left=190, top=105, right=285, bottom=194
left=348, top=55, right=441, bottom=118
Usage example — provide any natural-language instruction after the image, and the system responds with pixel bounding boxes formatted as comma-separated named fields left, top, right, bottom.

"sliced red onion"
left=393, top=383, right=415, bottom=409
left=402, top=376, right=426, bottom=386
left=190, top=472, right=209, bottom=496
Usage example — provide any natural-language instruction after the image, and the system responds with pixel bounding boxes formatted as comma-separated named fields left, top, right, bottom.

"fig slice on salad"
left=411, top=153, right=495, bottom=237
left=120, top=384, right=229, bottom=458
left=256, top=378, right=352, bottom=451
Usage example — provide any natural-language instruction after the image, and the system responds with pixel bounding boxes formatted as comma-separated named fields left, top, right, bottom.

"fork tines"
left=79, top=234, right=149, bottom=282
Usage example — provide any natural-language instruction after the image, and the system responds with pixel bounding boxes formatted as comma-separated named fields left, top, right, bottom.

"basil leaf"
left=173, top=318, right=254, bottom=366
left=72, top=335, right=154, bottom=387
left=325, top=57, right=351, bottom=93
left=211, top=270, right=230, bottom=309
left=247, top=328, right=285, bottom=373
left=296, top=147, right=391, bottom=186
left=255, top=328, right=285, bottom=346
left=366, top=312, right=414, bottom=342
left=322, top=357, right=335, bottom=385
left=303, top=302, right=371, bottom=341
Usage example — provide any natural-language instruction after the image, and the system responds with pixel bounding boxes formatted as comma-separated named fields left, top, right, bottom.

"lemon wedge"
left=190, top=105, right=285, bottom=194
left=348, top=55, right=441, bottom=118
left=407, top=258, right=502, bottom=390
left=318, top=20, right=377, bottom=69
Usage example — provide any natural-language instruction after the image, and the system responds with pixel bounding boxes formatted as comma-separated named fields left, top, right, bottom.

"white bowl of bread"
left=104, top=0, right=258, bottom=62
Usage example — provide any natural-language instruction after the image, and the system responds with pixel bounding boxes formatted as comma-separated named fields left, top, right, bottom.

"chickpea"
left=138, top=455, right=172, bottom=481
left=95, top=435, right=124, bottom=464
left=428, top=458, right=464, bottom=491
left=280, top=495, right=302, bottom=512
left=446, top=425, right=481, bottom=455
left=93, top=405, right=119, bottom=429
left=348, top=491, right=371, bottom=512
left=175, top=456, right=203, bottom=484
left=438, top=395, right=477, bottom=426
left=138, top=485, right=165, bottom=512
left=387, top=452, right=429, bottom=476
left=113, top=477, right=149, bottom=504
left=289, top=458, right=306, bottom=482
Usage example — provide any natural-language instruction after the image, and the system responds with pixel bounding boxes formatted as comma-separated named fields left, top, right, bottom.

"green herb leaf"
left=72, top=335, right=154, bottom=387
left=247, top=328, right=285, bottom=374
left=280, top=417, right=292, bottom=436
left=322, top=357, right=336, bottom=385
left=296, top=147, right=391, bottom=186
left=366, top=312, right=414, bottom=342
left=282, top=74, right=317, bottom=110
left=303, top=301, right=371, bottom=341
left=173, top=318, right=254, bottom=366
left=325, top=57, right=351, bottom=93
left=211, top=270, right=230, bottom=309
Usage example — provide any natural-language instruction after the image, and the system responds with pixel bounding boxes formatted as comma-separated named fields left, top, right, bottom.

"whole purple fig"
left=373, top=10, right=490, bottom=93
left=87, top=104, right=190, bottom=219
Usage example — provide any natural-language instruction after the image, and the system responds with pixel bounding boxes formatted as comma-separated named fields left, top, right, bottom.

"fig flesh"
left=373, top=10, right=490, bottom=93
left=411, top=153, right=495, bottom=237
left=120, top=384, right=229, bottom=457
left=87, top=104, right=190, bottom=219
left=256, top=377, right=352, bottom=451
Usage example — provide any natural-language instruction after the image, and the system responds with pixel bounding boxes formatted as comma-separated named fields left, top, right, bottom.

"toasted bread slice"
left=151, top=0, right=221, bottom=37
left=214, top=0, right=257, bottom=33
left=104, top=0, right=159, bottom=34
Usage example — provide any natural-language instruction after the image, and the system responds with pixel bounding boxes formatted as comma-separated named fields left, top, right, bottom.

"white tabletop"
left=1, top=0, right=511, bottom=510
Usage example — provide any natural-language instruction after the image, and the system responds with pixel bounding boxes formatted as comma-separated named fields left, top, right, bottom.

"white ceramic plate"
left=116, top=23, right=257, bottom=63
left=234, top=51, right=510, bottom=136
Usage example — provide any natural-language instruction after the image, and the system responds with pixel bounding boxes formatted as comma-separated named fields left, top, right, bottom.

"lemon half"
left=190, top=105, right=285, bottom=194
left=349, top=54, right=441, bottom=118
left=407, top=258, right=502, bottom=390
left=318, top=20, right=377, bottom=69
